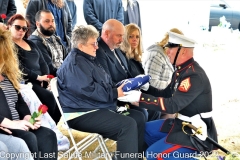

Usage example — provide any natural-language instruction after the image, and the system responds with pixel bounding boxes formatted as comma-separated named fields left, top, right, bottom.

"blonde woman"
left=120, top=23, right=161, bottom=121
left=120, top=23, right=144, bottom=77
left=0, top=28, right=57, bottom=160
left=143, top=28, right=183, bottom=90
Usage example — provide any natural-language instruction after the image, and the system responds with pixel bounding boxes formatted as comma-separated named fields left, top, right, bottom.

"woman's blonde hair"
left=120, top=23, right=143, bottom=62
left=157, top=28, right=183, bottom=53
left=0, top=28, right=23, bottom=91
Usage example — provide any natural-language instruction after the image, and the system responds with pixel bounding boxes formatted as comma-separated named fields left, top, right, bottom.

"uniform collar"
left=176, top=58, right=194, bottom=71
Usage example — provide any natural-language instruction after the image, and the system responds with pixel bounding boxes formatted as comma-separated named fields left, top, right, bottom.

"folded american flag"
left=116, top=75, right=151, bottom=92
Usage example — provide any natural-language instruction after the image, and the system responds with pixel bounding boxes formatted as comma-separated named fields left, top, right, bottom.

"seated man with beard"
left=28, top=9, right=67, bottom=76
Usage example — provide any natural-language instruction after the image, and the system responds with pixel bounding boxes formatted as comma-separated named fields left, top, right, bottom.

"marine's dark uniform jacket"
left=140, top=58, right=218, bottom=151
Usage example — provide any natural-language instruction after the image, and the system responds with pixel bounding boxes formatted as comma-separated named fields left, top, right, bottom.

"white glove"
left=140, top=82, right=149, bottom=91
left=135, top=74, right=144, bottom=78
left=118, top=90, right=142, bottom=103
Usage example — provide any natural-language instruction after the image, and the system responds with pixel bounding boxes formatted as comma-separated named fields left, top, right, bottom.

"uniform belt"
left=177, top=112, right=212, bottom=122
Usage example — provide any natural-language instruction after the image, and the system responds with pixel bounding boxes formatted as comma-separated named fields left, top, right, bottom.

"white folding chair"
left=50, top=77, right=112, bottom=160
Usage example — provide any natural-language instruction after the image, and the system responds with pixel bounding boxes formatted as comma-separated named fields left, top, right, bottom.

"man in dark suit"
left=96, top=19, right=160, bottom=123
left=96, top=19, right=132, bottom=85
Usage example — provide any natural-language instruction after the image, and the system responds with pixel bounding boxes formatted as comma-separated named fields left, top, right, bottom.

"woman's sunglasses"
left=12, top=25, right=29, bottom=32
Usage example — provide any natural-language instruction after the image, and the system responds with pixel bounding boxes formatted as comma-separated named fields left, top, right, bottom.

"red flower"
left=1, top=14, right=6, bottom=19
left=38, top=104, right=48, bottom=114
left=29, top=104, right=48, bottom=124
left=47, top=74, right=55, bottom=79
left=1, top=14, right=7, bottom=24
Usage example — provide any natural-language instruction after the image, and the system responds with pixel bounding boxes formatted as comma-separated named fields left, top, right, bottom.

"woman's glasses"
left=87, top=41, right=98, bottom=47
left=12, top=25, right=29, bottom=32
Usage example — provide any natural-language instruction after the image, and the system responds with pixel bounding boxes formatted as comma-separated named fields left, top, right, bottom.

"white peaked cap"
left=168, top=32, right=197, bottom=48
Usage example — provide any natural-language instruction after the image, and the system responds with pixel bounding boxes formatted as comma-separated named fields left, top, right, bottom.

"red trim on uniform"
left=159, top=98, right=166, bottom=111
left=192, top=65, right=195, bottom=72
left=157, top=145, right=182, bottom=160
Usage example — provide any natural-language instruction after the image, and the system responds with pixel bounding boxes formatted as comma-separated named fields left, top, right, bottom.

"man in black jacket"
left=96, top=19, right=160, bottom=122
left=28, top=10, right=67, bottom=76
left=26, top=0, right=72, bottom=49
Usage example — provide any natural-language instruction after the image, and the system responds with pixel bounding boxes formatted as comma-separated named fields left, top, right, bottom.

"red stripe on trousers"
left=157, top=145, right=182, bottom=160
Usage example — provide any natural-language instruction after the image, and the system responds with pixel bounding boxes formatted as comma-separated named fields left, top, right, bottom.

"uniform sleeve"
left=83, top=0, right=103, bottom=32
left=139, top=73, right=204, bottom=114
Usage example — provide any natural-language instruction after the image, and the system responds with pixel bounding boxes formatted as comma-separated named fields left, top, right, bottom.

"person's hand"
left=37, top=75, right=49, bottom=82
left=131, top=102, right=139, bottom=106
left=33, top=116, right=41, bottom=130
left=47, top=83, right=51, bottom=91
left=118, top=90, right=142, bottom=103
left=140, top=82, right=149, bottom=91
left=0, top=126, right=12, bottom=134
left=11, top=120, right=34, bottom=131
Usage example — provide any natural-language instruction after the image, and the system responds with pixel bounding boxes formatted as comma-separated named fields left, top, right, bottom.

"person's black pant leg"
left=10, top=129, right=38, bottom=160
left=127, top=109, right=146, bottom=155
left=147, top=110, right=161, bottom=121
left=10, top=127, right=57, bottom=160
left=67, top=109, right=139, bottom=160
left=31, top=127, right=58, bottom=160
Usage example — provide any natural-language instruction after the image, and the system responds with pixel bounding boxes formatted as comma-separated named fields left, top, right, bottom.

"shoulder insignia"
left=178, top=77, right=191, bottom=92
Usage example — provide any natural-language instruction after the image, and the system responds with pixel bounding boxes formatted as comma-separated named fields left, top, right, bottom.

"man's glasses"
left=12, top=25, right=29, bottom=32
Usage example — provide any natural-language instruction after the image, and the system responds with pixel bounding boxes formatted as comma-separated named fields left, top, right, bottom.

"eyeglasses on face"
left=87, top=41, right=98, bottom=47
left=12, top=25, right=29, bottom=32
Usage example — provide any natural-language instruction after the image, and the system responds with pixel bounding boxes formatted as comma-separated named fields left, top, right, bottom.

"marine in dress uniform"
left=118, top=32, right=218, bottom=160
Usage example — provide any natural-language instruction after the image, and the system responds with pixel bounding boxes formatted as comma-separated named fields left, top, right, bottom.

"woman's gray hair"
left=71, top=25, right=99, bottom=48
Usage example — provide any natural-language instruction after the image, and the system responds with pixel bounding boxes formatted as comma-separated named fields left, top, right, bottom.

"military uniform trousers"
left=145, top=120, right=198, bottom=160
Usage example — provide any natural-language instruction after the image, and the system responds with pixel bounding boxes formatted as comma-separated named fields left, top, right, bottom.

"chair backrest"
left=50, top=77, right=112, bottom=160
left=50, top=77, right=62, bottom=112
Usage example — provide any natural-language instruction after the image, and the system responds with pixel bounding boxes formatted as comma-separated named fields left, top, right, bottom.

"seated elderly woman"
left=0, top=27, right=57, bottom=160
left=57, top=25, right=145, bottom=159
left=7, top=14, right=60, bottom=124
